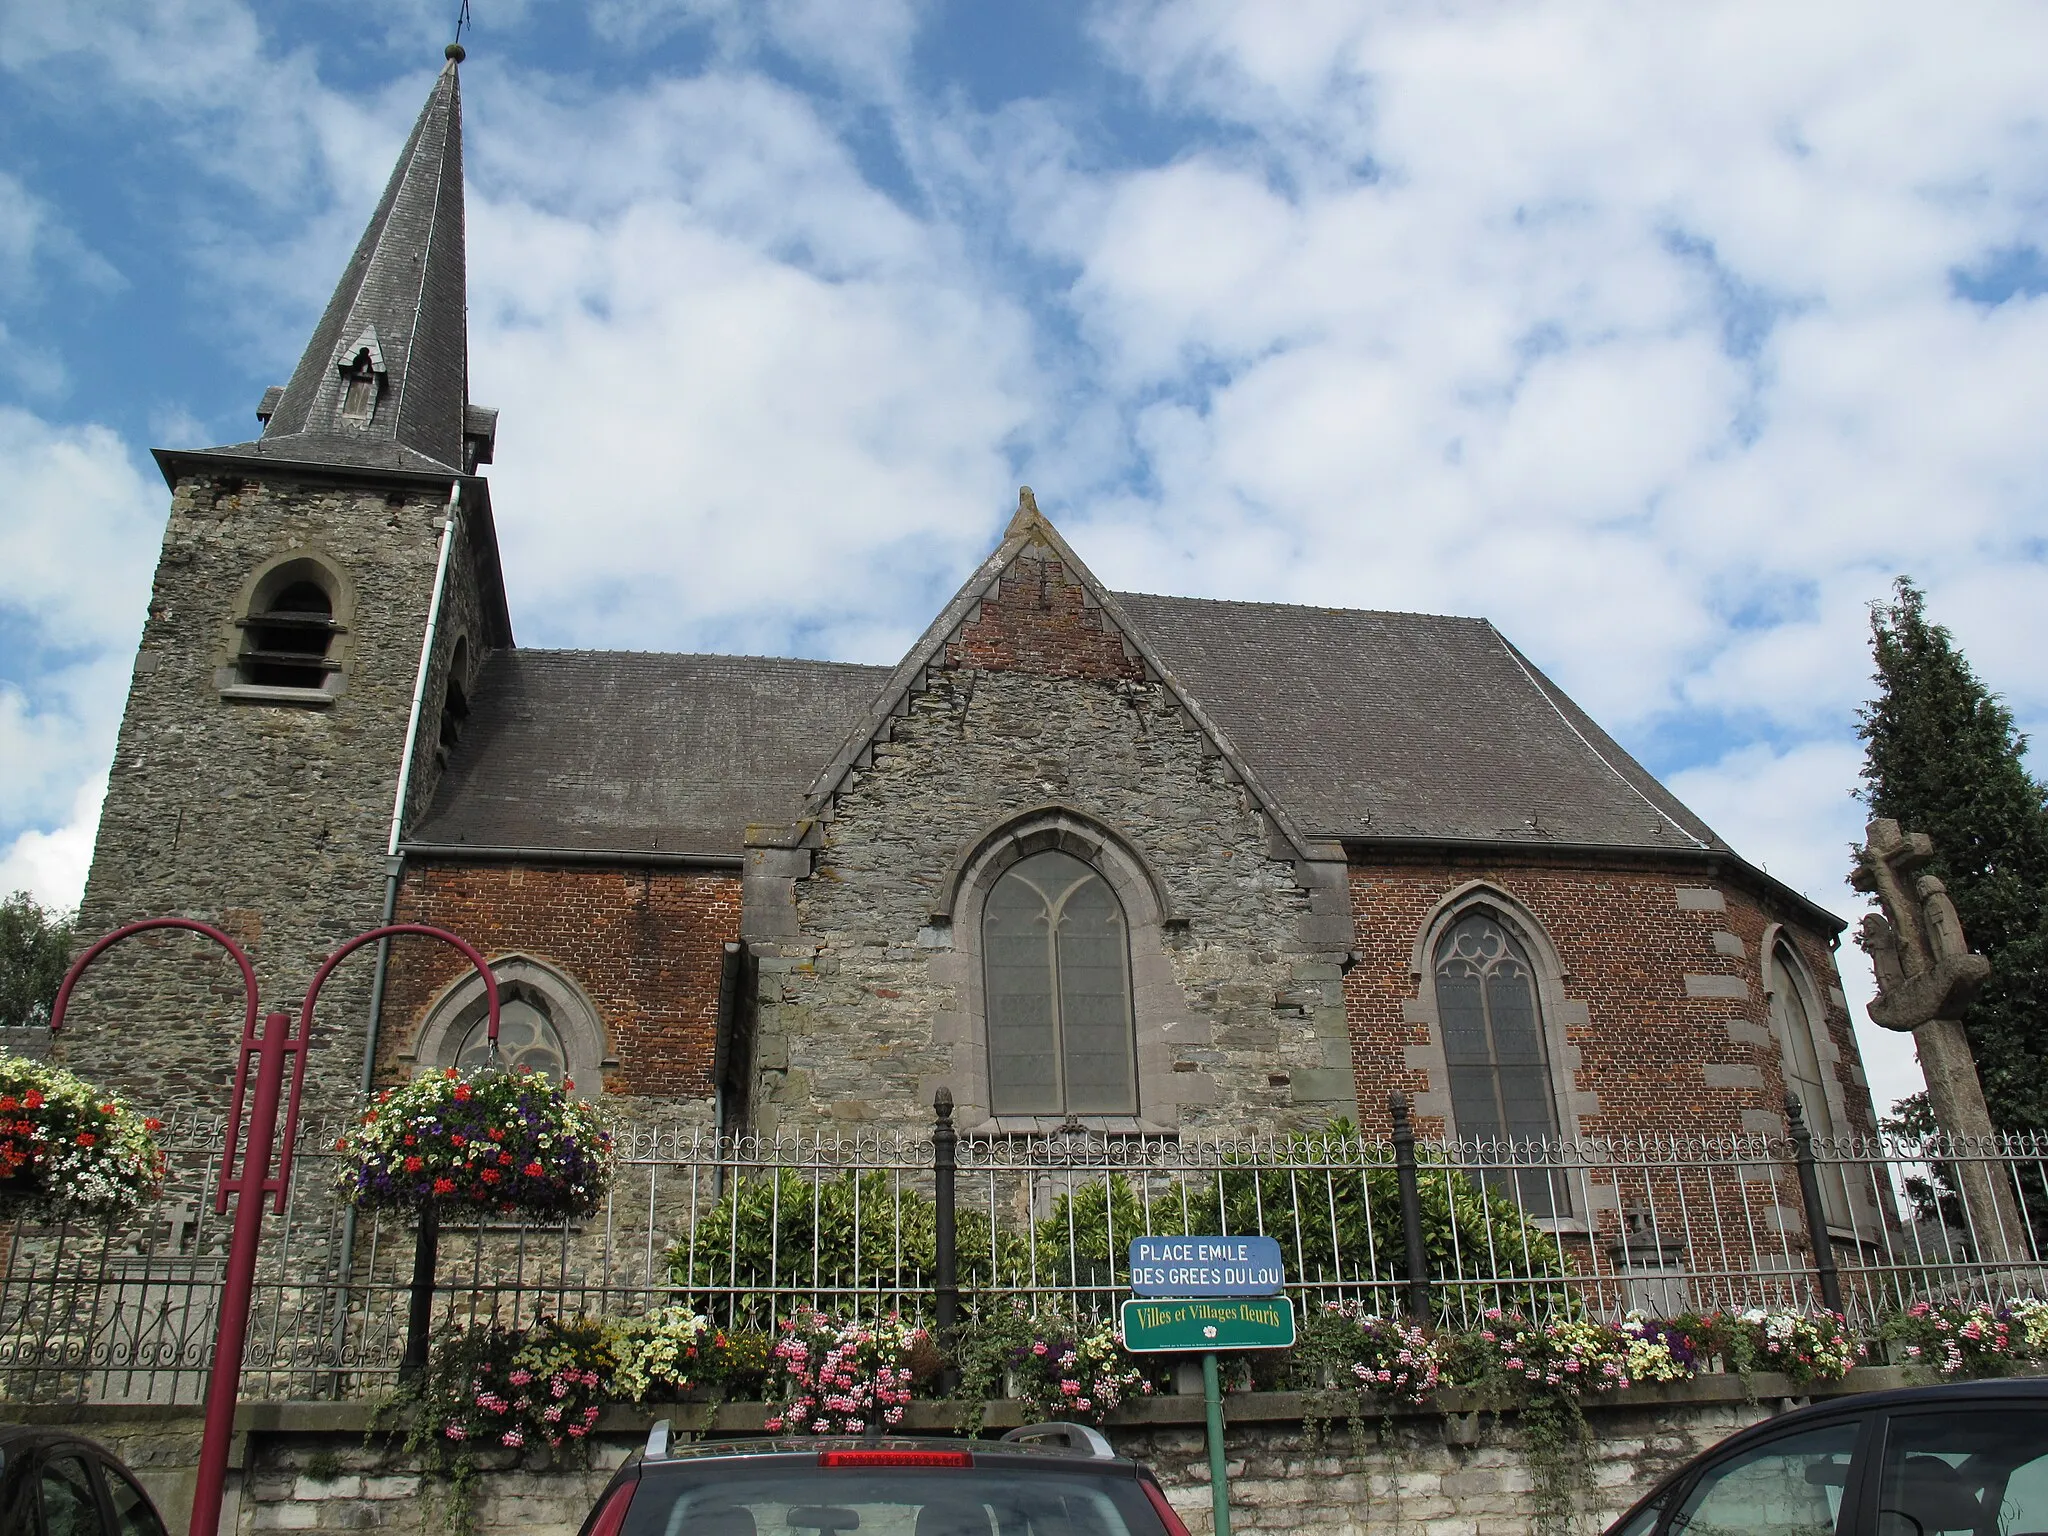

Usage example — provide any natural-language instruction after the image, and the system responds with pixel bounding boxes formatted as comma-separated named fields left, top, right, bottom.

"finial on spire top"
left=1005, top=485, right=1042, bottom=538
left=445, top=42, right=466, bottom=62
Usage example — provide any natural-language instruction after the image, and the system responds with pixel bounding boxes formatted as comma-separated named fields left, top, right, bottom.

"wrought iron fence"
left=4, top=1100, right=2047, bottom=1405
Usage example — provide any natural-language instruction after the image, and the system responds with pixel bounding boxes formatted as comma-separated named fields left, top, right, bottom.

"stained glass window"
left=984, top=850, right=1136, bottom=1116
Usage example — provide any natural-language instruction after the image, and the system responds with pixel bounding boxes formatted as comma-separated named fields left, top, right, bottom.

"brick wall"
left=1342, top=853, right=1870, bottom=1142
left=380, top=862, right=741, bottom=1106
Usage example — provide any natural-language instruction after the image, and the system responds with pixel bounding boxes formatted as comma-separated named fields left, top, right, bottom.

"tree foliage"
left=0, top=891, right=73, bottom=1030
left=1859, top=578, right=2048, bottom=1130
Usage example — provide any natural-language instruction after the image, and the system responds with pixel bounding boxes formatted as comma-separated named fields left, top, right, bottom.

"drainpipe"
left=332, top=481, right=460, bottom=1378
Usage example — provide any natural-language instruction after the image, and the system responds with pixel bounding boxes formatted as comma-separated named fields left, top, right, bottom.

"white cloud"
left=0, top=775, right=104, bottom=911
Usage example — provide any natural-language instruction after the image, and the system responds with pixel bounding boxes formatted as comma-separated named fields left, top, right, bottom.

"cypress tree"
left=1858, top=578, right=2048, bottom=1130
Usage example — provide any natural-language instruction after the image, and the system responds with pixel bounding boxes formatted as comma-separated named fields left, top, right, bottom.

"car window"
left=1878, top=1410, right=2048, bottom=1536
left=624, top=1470, right=1168, bottom=1536
left=1669, top=1422, right=1859, bottom=1536
left=102, top=1466, right=166, bottom=1536
left=1608, top=1491, right=1671, bottom=1536
left=39, top=1455, right=110, bottom=1536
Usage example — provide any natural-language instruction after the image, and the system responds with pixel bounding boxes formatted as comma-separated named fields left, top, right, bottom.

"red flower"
left=498, top=1152, right=513, bottom=1166
left=487, top=1128, right=504, bottom=1141
left=524, top=1162, right=544, bottom=1177
left=453, top=1084, right=472, bottom=1102
left=0, top=1096, right=17, bottom=1112
left=15, top=1121, right=34, bottom=1136
left=433, top=1177, right=456, bottom=1195
left=481, top=1169, right=500, bottom=1183
left=99, top=1103, right=116, bottom=1115
left=450, top=1134, right=465, bottom=1147
left=23, top=1091, right=43, bottom=1110
left=563, top=1079, right=574, bottom=1090
left=404, top=1156, right=425, bottom=1173
left=143, top=1118, right=163, bottom=1132
left=403, top=1134, right=416, bottom=1146
left=75, top=1133, right=96, bottom=1148
left=335, top=1137, right=349, bottom=1151
left=444, top=1069, right=458, bottom=1081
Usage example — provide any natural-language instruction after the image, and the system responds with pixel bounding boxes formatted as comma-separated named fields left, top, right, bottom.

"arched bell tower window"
left=983, top=848, right=1137, bottom=1116
left=339, top=349, right=380, bottom=421
left=219, top=552, right=354, bottom=706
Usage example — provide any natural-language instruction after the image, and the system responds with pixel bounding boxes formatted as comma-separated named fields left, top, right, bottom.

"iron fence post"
left=1390, top=1091, right=1430, bottom=1322
left=1786, top=1093, right=1843, bottom=1315
left=402, top=1200, right=440, bottom=1378
left=934, top=1089, right=958, bottom=1337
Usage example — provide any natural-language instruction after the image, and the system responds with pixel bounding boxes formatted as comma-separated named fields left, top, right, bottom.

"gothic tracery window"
left=455, top=992, right=568, bottom=1081
left=1433, top=910, right=1565, bottom=1203
left=1770, top=939, right=1847, bottom=1224
left=983, top=849, right=1137, bottom=1116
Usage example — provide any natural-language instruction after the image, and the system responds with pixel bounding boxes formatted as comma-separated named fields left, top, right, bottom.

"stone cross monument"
left=1852, top=817, right=2020, bottom=1256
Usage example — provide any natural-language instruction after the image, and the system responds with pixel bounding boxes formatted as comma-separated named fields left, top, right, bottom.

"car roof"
left=636, top=1436, right=1142, bottom=1473
left=1725, top=1377, right=2048, bottom=1443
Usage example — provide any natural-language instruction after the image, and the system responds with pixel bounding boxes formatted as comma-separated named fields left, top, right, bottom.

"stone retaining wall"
left=13, top=1369, right=1968, bottom=1536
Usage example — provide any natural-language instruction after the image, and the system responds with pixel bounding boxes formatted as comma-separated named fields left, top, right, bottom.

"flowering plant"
left=0, top=1054, right=164, bottom=1222
left=2007, top=1298, right=2048, bottom=1357
left=1881, top=1299, right=2023, bottom=1376
left=1001, top=1313, right=1153, bottom=1426
left=430, top=1316, right=615, bottom=1452
left=1729, top=1308, right=1861, bottom=1385
left=1618, top=1313, right=1697, bottom=1385
left=1308, top=1302, right=1440, bottom=1404
left=1447, top=1309, right=1632, bottom=1396
left=334, top=1066, right=613, bottom=1218
left=609, top=1307, right=721, bottom=1401
left=762, top=1308, right=938, bottom=1435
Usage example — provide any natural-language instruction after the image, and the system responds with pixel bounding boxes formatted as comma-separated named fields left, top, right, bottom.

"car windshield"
left=622, top=1468, right=1168, bottom=1536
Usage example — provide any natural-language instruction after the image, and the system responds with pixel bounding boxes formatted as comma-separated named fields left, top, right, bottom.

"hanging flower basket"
left=334, top=1067, right=614, bottom=1220
left=0, top=1054, right=165, bottom=1224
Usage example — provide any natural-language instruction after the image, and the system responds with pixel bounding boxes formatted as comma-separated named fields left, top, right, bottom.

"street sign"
left=1120, top=1296, right=1297, bottom=1353
left=1128, top=1235, right=1285, bottom=1297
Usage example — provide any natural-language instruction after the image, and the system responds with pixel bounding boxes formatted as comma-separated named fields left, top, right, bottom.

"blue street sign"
left=1128, top=1235, right=1286, bottom=1297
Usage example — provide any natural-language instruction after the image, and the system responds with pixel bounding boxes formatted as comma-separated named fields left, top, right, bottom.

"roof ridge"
left=502, top=648, right=893, bottom=670
left=1114, top=590, right=1488, bottom=624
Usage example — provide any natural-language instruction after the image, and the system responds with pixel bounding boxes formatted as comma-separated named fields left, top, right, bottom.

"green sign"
left=1120, top=1296, right=1296, bottom=1353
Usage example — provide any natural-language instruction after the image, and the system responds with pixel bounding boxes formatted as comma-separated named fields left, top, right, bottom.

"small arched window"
left=1770, top=940, right=1847, bottom=1224
left=437, top=638, right=471, bottom=766
left=339, top=348, right=381, bottom=422
left=983, top=849, right=1136, bottom=1116
left=455, top=993, right=568, bottom=1080
left=233, top=566, right=343, bottom=695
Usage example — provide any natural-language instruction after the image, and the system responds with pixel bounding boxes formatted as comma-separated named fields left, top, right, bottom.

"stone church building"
left=61, top=55, right=1876, bottom=1183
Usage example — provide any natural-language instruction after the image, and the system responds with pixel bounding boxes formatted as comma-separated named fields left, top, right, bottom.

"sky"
left=3, top=0, right=2046, bottom=1119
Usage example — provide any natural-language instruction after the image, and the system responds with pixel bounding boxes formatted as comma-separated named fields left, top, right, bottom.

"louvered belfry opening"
left=983, top=848, right=1138, bottom=1116
left=238, top=579, right=340, bottom=689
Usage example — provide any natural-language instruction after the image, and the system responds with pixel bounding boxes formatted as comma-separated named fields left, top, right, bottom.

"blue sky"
left=4, top=0, right=2047, bottom=1114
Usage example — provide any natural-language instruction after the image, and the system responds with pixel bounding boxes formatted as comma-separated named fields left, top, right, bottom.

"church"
left=60, top=51, right=1876, bottom=1186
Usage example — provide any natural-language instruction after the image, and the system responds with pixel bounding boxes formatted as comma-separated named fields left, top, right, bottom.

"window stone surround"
left=927, top=806, right=1211, bottom=1135
left=1760, top=922, right=1870, bottom=1234
left=215, top=545, right=358, bottom=706
left=1397, top=880, right=1599, bottom=1139
left=407, top=953, right=611, bottom=1098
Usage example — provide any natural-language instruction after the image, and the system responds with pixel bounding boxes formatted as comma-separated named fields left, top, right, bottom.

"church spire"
left=220, top=47, right=483, bottom=476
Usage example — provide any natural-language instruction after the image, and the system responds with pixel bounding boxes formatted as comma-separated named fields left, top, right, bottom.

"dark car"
left=575, top=1422, right=1192, bottom=1536
left=0, top=1427, right=169, bottom=1536
left=1604, top=1378, right=2048, bottom=1536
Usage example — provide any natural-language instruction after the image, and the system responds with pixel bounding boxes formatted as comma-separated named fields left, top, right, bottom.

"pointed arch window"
left=983, top=849, right=1136, bottom=1116
left=1770, top=940, right=1848, bottom=1225
left=1434, top=911, right=1566, bottom=1204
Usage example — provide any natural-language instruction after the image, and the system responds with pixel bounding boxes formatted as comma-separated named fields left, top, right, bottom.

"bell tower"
left=65, top=47, right=512, bottom=1120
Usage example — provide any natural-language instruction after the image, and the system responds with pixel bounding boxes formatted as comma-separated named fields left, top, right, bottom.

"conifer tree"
left=1859, top=578, right=2048, bottom=1130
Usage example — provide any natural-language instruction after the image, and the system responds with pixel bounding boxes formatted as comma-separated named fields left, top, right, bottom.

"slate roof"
left=1114, top=594, right=1724, bottom=850
left=207, top=58, right=473, bottom=477
left=406, top=650, right=891, bottom=857
left=411, top=599, right=1725, bottom=861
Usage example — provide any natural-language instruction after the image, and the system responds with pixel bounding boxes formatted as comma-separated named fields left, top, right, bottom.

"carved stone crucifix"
left=1852, top=817, right=2020, bottom=1258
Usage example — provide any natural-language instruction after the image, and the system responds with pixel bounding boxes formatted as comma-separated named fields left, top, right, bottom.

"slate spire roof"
left=201, top=53, right=479, bottom=476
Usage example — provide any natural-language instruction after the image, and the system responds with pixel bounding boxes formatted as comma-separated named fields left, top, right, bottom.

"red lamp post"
left=49, top=919, right=500, bottom=1536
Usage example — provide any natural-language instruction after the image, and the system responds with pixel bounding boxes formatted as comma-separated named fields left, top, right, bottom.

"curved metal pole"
left=281, top=923, right=498, bottom=1203
left=48, top=916, right=260, bottom=1040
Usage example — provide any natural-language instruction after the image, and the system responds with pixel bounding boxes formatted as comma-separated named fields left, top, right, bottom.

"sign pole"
left=1202, top=1349, right=1231, bottom=1536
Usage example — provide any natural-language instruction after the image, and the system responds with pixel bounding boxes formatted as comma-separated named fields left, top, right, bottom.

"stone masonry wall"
left=749, top=542, right=1356, bottom=1140
left=1342, top=854, right=1869, bottom=1143
left=380, top=861, right=741, bottom=1112
left=68, top=469, right=458, bottom=1128
left=49, top=1380, right=1897, bottom=1536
